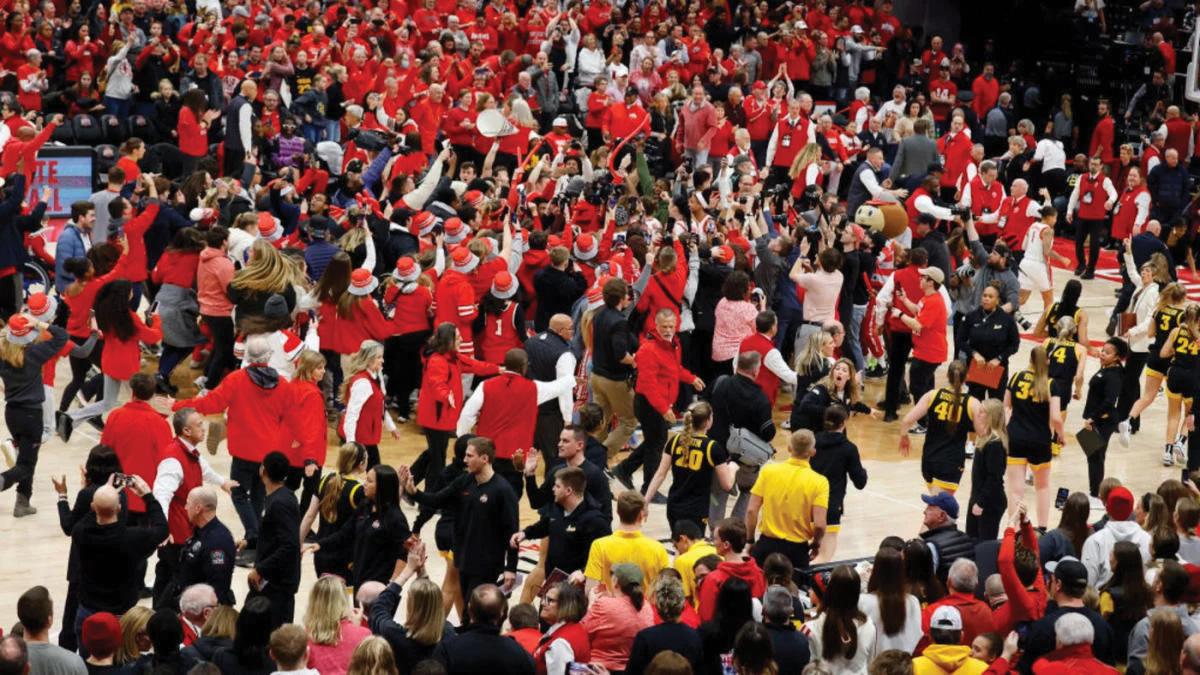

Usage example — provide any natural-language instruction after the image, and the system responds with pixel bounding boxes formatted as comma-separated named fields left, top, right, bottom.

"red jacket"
left=102, top=312, right=163, bottom=380
left=0, top=121, right=56, bottom=184
left=114, top=203, right=161, bottom=284
left=417, top=350, right=500, bottom=430
left=634, top=241, right=687, bottom=333
left=939, top=131, right=973, bottom=189
left=474, top=372, right=538, bottom=460
left=151, top=250, right=200, bottom=288
left=634, top=331, right=697, bottom=415
left=740, top=332, right=782, bottom=406
left=911, top=291, right=948, bottom=364
left=920, top=592, right=995, bottom=647
left=1032, top=644, right=1117, bottom=675
left=173, top=367, right=292, bottom=462
left=534, top=622, right=590, bottom=675
left=318, top=297, right=395, bottom=355
left=178, top=106, right=208, bottom=157
left=696, top=557, right=767, bottom=622
left=384, top=284, right=434, bottom=335
left=1089, top=116, right=1115, bottom=163
left=101, top=399, right=173, bottom=513
left=288, top=380, right=328, bottom=466
left=993, top=521, right=1047, bottom=634
left=160, top=438, right=205, bottom=545
left=434, top=269, right=478, bottom=355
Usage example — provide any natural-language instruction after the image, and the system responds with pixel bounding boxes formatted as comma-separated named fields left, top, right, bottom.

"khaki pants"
left=590, top=373, right=637, bottom=458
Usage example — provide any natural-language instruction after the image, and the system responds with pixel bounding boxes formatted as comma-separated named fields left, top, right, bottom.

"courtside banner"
left=27, top=147, right=95, bottom=218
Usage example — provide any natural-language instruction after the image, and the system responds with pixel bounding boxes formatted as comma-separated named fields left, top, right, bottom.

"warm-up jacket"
left=634, top=331, right=697, bottom=415
left=173, top=366, right=291, bottom=462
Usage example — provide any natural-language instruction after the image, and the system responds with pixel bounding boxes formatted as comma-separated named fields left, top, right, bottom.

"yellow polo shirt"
left=584, top=530, right=671, bottom=590
left=750, top=457, right=830, bottom=543
left=674, top=541, right=718, bottom=601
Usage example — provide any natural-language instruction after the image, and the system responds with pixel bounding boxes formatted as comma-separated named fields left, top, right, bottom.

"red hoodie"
left=696, top=556, right=767, bottom=622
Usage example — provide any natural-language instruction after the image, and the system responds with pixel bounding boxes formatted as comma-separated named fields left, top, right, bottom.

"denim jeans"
left=324, top=120, right=340, bottom=143
left=230, top=457, right=265, bottom=545
left=103, top=96, right=130, bottom=123
left=301, top=122, right=324, bottom=145
left=844, top=304, right=868, bottom=371
left=683, top=147, right=709, bottom=168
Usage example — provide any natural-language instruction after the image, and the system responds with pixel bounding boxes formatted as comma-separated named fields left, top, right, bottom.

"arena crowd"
left=4, top=0, right=1200, bottom=673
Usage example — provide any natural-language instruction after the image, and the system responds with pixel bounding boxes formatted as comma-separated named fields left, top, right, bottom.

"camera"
left=950, top=205, right=972, bottom=219
left=585, top=176, right=615, bottom=206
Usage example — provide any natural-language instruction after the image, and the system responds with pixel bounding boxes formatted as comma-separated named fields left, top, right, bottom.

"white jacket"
left=1081, top=520, right=1151, bottom=587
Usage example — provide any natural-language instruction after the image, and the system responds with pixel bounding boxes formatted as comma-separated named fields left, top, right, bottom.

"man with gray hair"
left=178, top=584, right=219, bottom=645
left=151, top=410, right=232, bottom=608
left=170, top=333, right=290, bottom=567
left=1182, top=633, right=1200, bottom=674
left=625, top=576, right=703, bottom=674
left=762, top=585, right=811, bottom=673
left=920, top=558, right=994, bottom=646
left=1031, top=613, right=1112, bottom=672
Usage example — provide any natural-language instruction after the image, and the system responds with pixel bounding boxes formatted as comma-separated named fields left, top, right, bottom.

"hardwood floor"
left=0, top=267, right=1177, bottom=630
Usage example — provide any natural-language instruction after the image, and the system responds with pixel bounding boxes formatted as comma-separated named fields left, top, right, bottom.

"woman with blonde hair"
left=228, top=239, right=297, bottom=319
left=338, top=339, right=396, bottom=469
left=299, top=442, right=367, bottom=580
left=1124, top=281, right=1188, bottom=445
left=966, top=398, right=1008, bottom=540
left=793, top=358, right=875, bottom=434
left=289, top=350, right=328, bottom=504
left=346, top=636, right=399, bottom=675
left=1004, top=346, right=1063, bottom=528
left=305, top=576, right=372, bottom=675
left=644, top=400, right=735, bottom=529
left=794, top=330, right=834, bottom=394
left=367, top=546, right=457, bottom=672
left=116, top=606, right=153, bottom=665
left=1158, top=303, right=1200, bottom=467
left=1141, top=607, right=1185, bottom=675
left=788, top=142, right=825, bottom=199
left=0, top=313, right=67, bottom=514
left=320, top=270, right=394, bottom=387
left=181, top=605, right=238, bottom=664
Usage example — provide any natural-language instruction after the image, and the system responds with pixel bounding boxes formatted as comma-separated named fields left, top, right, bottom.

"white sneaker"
left=1164, top=446, right=1176, bottom=467
left=1118, top=419, right=1131, bottom=447
left=964, top=441, right=975, bottom=459
left=1175, top=438, right=1188, bottom=466
left=193, top=374, right=207, bottom=390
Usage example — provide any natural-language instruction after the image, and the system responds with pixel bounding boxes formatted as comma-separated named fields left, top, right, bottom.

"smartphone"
left=113, top=473, right=133, bottom=488
left=1054, top=487, right=1069, bottom=509
left=568, top=664, right=592, bottom=675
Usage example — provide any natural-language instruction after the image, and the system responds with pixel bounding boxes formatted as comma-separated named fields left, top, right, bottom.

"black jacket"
left=959, top=307, right=1020, bottom=363
left=1018, top=605, right=1114, bottom=672
left=254, top=487, right=301, bottom=592
left=0, top=325, right=67, bottom=406
left=433, top=623, right=535, bottom=675
left=533, top=265, right=588, bottom=332
left=515, top=496, right=611, bottom=576
left=74, top=497, right=169, bottom=614
left=626, top=623, right=703, bottom=675
left=592, top=306, right=637, bottom=380
left=791, top=383, right=871, bottom=434
left=710, top=374, right=775, bottom=447
left=766, top=622, right=812, bottom=675
left=692, top=262, right=731, bottom=332
left=414, top=472, right=520, bottom=576
left=919, top=524, right=976, bottom=583
left=1083, top=363, right=1123, bottom=430
left=370, top=581, right=457, bottom=673
left=526, top=458, right=612, bottom=522
left=968, top=439, right=1006, bottom=515
left=809, top=431, right=867, bottom=519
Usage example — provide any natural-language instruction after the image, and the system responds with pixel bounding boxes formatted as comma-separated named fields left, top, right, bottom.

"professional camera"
left=950, top=205, right=972, bottom=220
left=797, top=184, right=823, bottom=211
left=585, top=176, right=616, bottom=206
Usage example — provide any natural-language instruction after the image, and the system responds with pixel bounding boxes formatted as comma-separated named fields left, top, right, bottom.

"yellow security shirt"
left=751, top=458, right=830, bottom=543
left=674, top=541, right=717, bottom=602
left=584, top=530, right=670, bottom=590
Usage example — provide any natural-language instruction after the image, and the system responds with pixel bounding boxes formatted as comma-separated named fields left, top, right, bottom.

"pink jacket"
left=712, top=298, right=759, bottom=362
left=197, top=247, right=235, bottom=316
left=307, top=621, right=372, bottom=675
left=679, top=101, right=718, bottom=151
left=582, top=595, right=655, bottom=671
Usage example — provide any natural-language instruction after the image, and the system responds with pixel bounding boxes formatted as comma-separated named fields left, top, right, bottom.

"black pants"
left=883, top=332, right=914, bottom=413
left=222, top=146, right=245, bottom=178
left=0, top=273, right=19, bottom=319
left=230, top=457, right=265, bottom=546
left=2, top=405, right=42, bottom=497
left=321, top=348, right=345, bottom=412
left=534, top=407, right=565, bottom=474
left=414, top=428, right=454, bottom=491
left=618, top=393, right=671, bottom=493
left=1187, top=424, right=1200, bottom=482
left=202, top=315, right=236, bottom=389
left=1088, top=422, right=1117, bottom=496
left=1118, top=352, right=1148, bottom=421
left=152, top=543, right=183, bottom=610
left=1074, top=217, right=1106, bottom=273
left=58, top=582, right=79, bottom=651
left=384, top=331, right=428, bottom=419
left=909, top=358, right=938, bottom=425
left=1113, top=251, right=1134, bottom=318
left=61, top=335, right=103, bottom=410
left=299, top=467, right=321, bottom=512
left=751, top=535, right=810, bottom=571
left=157, top=344, right=192, bottom=382
left=458, top=567, right=503, bottom=622
left=965, top=495, right=1006, bottom=541
left=246, top=583, right=295, bottom=629
left=493, top=458, right=524, bottom=500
